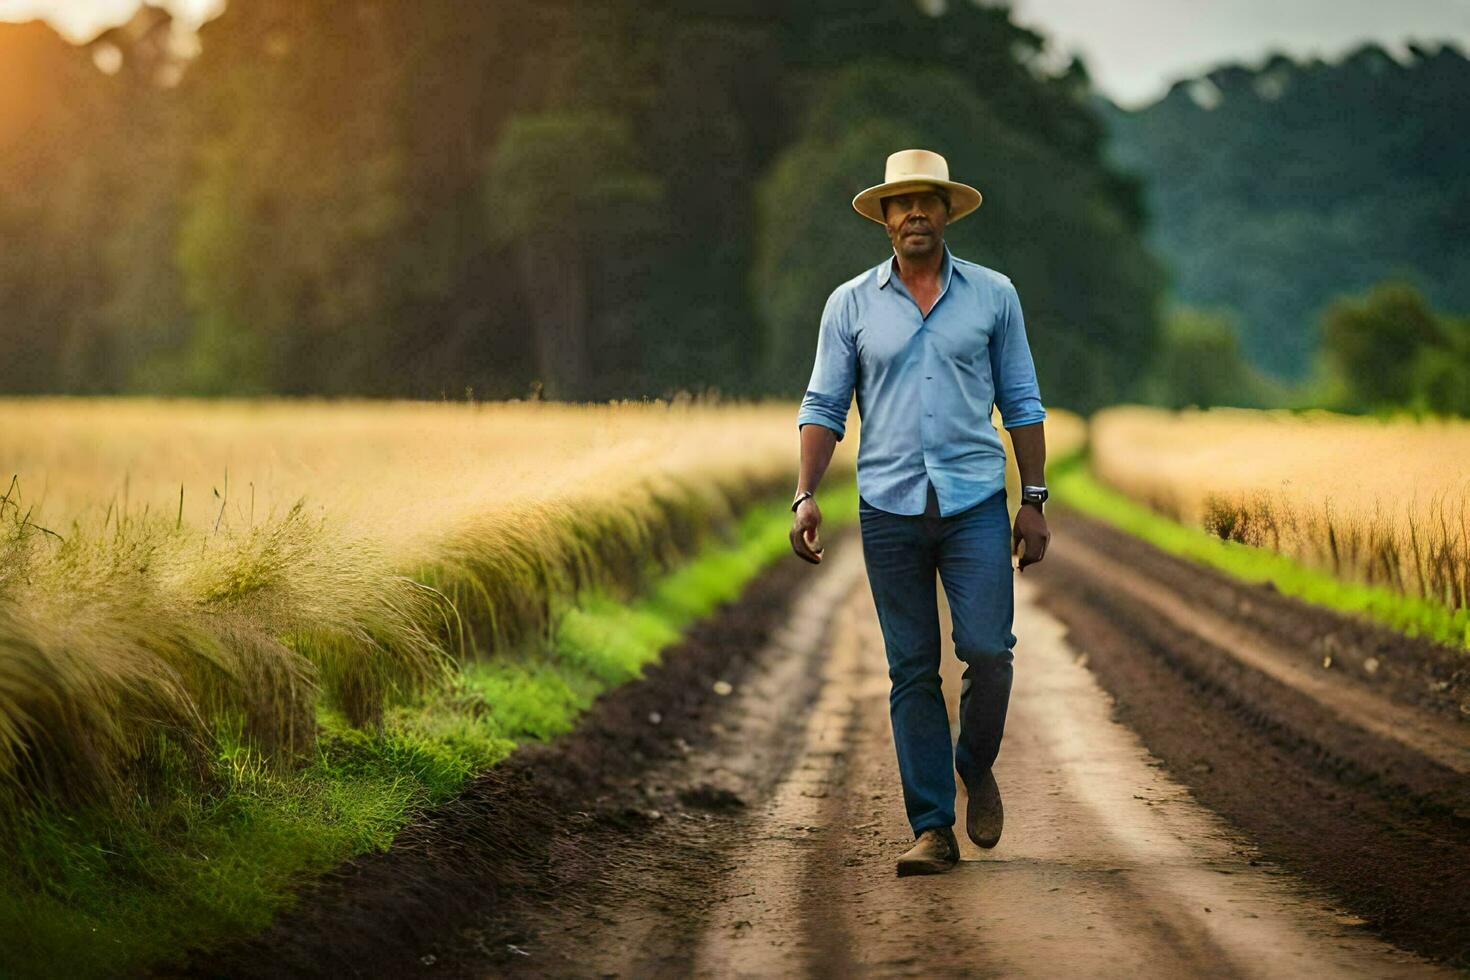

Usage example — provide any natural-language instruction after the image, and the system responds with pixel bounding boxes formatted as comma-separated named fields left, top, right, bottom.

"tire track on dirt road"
left=1052, top=522, right=1469, bottom=777
left=686, top=570, right=1446, bottom=978
left=1031, top=506, right=1470, bottom=969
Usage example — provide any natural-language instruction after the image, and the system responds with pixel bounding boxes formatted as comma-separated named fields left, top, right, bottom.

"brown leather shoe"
left=964, top=768, right=1003, bottom=848
left=896, top=826, right=960, bottom=876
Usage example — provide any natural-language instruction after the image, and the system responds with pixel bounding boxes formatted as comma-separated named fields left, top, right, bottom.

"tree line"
left=1103, top=41, right=1470, bottom=383
left=1143, top=281, right=1470, bottom=417
left=0, top=0, right=1162, bottom=411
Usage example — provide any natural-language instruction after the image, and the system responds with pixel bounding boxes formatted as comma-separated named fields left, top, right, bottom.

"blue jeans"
left=858, top=481, right=1016, bottom=837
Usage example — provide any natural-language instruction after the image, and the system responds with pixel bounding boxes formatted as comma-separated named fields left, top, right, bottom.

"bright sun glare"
left=0, top=0, right=223, bottom=41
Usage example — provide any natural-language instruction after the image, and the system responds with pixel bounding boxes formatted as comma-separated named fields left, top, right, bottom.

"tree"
left=0, top=22, right=114, bottom=393
left=174, top=0, right=408, bottom=395
left=1320, top=280, right=1444, bottom=409
left=1409, top=315, right=1470, bottom=416
left=1144, top=306, right=1272, bottom=408
left=484, top=111, right=661, bottom=400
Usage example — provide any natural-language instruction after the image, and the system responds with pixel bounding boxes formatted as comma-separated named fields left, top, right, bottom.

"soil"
left=179, top=529, right=854, bottom=979
left=179, top=509, right=1470, bottom=978
left=1029, top=506, right=1470, bottom=970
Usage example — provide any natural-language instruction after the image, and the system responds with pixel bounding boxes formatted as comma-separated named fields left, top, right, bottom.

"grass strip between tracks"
left=0, top=481, right=858, bottom=978
left=1053, top=454, right=1470, bottom=651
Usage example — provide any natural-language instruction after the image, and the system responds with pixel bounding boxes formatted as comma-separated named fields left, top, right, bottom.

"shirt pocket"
left=943, top=337, right=995, bottom=405
left=941, top=324, right=991, bottom=372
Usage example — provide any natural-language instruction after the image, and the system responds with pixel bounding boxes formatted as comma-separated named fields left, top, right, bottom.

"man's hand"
left=790, top=498, right=824, bottom=564
left=1012, top=503, right=1049, bottom=572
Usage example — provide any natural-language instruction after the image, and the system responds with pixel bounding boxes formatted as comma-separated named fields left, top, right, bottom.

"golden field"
left=0, top=397, right=818, bottom=802
left=1, top=397, right=815, bottom=559
left=1090, top=405, right=1470, bottom=613
left=0, top=394, right=1081, bottom=806
left=1, top=398, right=1079, bottom=543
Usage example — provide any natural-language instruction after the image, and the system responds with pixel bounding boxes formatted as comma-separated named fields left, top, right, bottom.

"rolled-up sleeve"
left=795, top=287, right=857, bottom=441
left=990, top=281, right=1046, bottom=428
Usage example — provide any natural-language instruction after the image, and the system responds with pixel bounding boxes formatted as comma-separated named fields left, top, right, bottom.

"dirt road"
left=689, top=575, right=1446, bottom=978
left=210, top=510, right=1467, bottom=978
left=1030, top=508, right=1470, bottom=968
left=458, top=516, right=1458, bottom=977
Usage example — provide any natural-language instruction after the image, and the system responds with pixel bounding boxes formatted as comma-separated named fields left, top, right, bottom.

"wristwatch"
left=1021, top=485, right=1049, bottom=511
left=791, top=489, right=814, bottom=512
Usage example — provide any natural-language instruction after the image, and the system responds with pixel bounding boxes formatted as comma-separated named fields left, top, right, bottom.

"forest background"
left=1, top=0, right=1466, bottom=415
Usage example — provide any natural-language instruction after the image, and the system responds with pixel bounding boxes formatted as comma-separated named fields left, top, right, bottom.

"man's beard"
left=897, top=229, right=939, bottom=258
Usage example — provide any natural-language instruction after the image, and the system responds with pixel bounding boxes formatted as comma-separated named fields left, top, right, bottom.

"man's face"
left=882, top=187, right=949, bottom=260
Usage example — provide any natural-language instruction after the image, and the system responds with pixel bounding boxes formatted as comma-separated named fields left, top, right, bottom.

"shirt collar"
left=876, top=240, right=957, bottom=291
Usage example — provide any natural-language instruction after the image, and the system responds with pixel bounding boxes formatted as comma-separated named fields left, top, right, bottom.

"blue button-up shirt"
left=796, top=242, right=1046, bottom=517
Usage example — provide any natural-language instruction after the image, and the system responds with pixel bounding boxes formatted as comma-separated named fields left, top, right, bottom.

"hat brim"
left=851, top=178, right=982, bottom=225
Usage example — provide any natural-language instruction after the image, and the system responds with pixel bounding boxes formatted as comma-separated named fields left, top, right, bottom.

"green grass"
left=0, top=482, right=858, bottom=978
left=1053, top=454, right=1470, bottom=651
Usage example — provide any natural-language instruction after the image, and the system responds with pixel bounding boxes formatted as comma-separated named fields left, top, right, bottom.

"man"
left=788, top=148, right=1050, bottom=876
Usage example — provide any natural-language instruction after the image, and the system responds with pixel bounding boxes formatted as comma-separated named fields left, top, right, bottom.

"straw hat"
left=851, top=149, right=982, bottom=225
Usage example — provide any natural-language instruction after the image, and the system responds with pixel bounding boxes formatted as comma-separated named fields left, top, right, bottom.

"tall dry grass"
left=0, top=396, right=1081, bottom=809
left=0, top=487, right=445, bottom=800
left=1090, top=406, right=1470, bottom=615
left=0, top=397, right=834, bottom=806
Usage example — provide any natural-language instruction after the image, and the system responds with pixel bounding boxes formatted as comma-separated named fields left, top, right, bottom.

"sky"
left=4, top=0, right=1470, bottom=107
